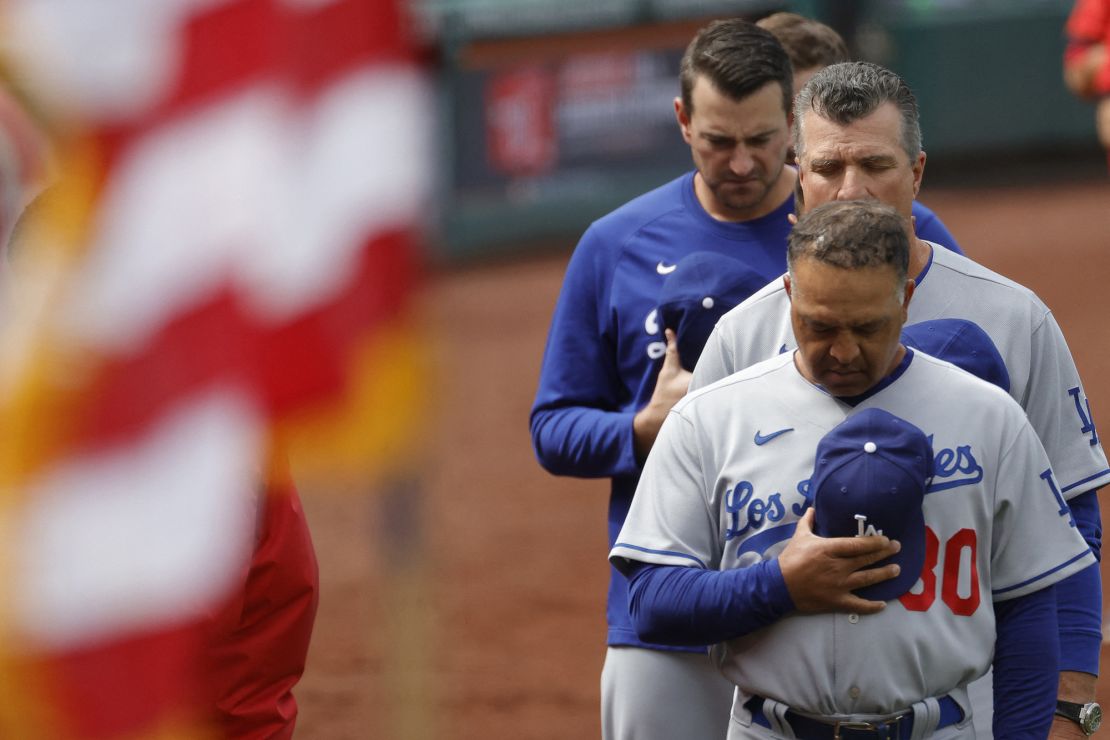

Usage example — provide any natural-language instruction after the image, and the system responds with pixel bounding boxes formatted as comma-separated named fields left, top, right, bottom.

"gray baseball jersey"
left=612, top=350, right=1094, bottom=715
left=689, top=244, right=1110, bottom=500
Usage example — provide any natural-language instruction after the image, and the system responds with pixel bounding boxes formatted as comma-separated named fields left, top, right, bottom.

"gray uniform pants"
left=965, top=669, right=993, bottom=738
left=601, top=646, right=734, bottom=740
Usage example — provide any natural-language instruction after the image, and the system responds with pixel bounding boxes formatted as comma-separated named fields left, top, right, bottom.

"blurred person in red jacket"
left=203, top=452, right=319, bottom=740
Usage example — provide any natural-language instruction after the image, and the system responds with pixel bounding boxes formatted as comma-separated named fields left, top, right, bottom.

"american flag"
left=0, top=0, right=429, bottom=736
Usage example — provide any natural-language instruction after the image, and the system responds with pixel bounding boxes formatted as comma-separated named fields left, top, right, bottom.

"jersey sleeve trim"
left=992, top=548, right=1096, bottom=598
left=610, top=542, right=707, bottom=569
left=1062, top=468, right=1110, bottom=496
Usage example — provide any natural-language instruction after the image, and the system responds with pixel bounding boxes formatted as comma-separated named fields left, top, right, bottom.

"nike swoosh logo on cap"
left=754, top=428, right=794, bottom=445
left=656, top=261, right=677, bottom=275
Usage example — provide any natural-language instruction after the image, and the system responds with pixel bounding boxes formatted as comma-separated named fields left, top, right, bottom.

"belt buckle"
left=832, top=714, right=903, bottom=740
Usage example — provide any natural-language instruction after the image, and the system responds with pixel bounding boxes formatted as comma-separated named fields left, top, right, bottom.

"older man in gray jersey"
left=616, top=199, right=1091, bottom=739
left=690, top=61, right=1108, bottom=740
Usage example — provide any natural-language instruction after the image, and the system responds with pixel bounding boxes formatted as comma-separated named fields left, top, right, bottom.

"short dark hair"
left=679, top=19, right=793, bottom=118
left=794, top=61, right=922, bottom=162
left=787, top=200, right=909, bottom=288
left=757, top=12, right=849, bottom=72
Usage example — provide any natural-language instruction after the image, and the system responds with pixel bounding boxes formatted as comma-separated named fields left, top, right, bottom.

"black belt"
left=746, top=695, right=963, bottom=739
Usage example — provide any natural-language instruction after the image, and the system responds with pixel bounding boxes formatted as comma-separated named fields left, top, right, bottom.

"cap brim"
left=852, top=506, right=926, bottom=602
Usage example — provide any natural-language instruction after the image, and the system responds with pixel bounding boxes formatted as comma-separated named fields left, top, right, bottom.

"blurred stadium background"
left=417, top=0, right=1106, bottom=260
left=292, top=1, right=1110, bottom=739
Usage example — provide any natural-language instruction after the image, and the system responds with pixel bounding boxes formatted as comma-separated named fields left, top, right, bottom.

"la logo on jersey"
left=1069, top=386, right=1100, bottom=446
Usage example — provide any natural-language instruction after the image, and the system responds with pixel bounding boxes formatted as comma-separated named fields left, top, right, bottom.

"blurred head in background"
left=757, top=12, right=850, bottom=163
left=757, top=12, right=850, bottom=96
left=674, top=19, right=795, bottom=222
left=794, top=61, right=925, bottom=223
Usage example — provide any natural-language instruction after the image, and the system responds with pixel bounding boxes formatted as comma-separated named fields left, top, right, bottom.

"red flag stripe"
left=94, top=0, right=417, bottom=169
left=69, top=228, right=415, bottom=454
left=44, top=622, right=208, bottom=739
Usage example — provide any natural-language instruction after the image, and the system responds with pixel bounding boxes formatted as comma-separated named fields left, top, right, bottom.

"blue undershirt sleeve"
left=625, top=561, right=795, bottom=646
left=993, top=586, right=1059, bottom=740
left=1056, top=489, right=1102, bottom=674
left=1069, top=489, right=1102, bottom=557
left=529, top=405, right=638, bottom=478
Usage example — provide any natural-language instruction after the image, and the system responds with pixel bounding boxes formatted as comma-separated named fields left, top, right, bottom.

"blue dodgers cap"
left=901, top=318, right=1010, bottom=393
left=657, top=251, right=766, bottom=371
left=811, top=408, right=934, bottom=601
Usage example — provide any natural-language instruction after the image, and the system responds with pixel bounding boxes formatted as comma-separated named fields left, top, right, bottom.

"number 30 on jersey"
left=899, top=528, right=979, bottom=616
left=899, top=467, right=1075, bottom=616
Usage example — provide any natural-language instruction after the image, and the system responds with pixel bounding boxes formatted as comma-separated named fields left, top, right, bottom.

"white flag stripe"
left=62, top=86, right=290, bottom=351
left=2, top=0, right=231, bottom=121
left=14, top=390, right=262, bottom=649
left=61, top=65, right=430, bottom=350
left=254, top=64, right=432, bottom=318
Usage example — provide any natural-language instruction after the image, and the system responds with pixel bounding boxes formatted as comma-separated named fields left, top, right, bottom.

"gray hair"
left=787, top=200, right=910, bottom=297
left=793, top=61, right=922, bottom=162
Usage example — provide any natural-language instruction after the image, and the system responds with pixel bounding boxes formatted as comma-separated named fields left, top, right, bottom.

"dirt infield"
left=295, top=174, right=1110, bottom=739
